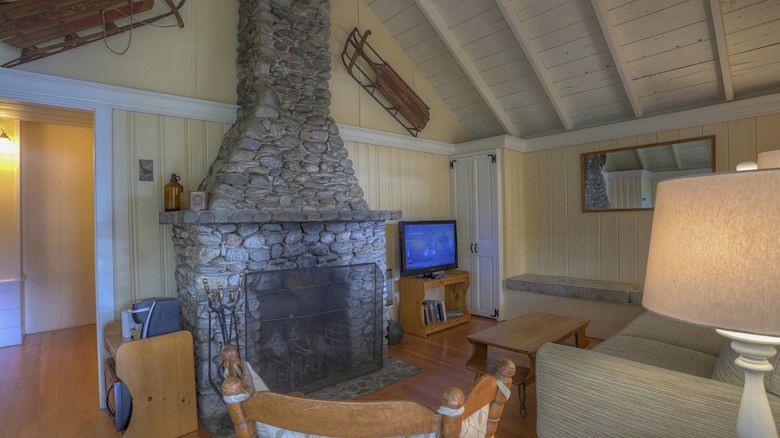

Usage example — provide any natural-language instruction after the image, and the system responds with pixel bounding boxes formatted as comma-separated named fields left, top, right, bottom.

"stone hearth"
left=160, top=0, right=401, bottom=417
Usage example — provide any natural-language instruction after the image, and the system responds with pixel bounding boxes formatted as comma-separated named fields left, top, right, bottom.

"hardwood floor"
left=363, top=316, right=538, bottom=438
left=0, top=317, right=582, bottom=437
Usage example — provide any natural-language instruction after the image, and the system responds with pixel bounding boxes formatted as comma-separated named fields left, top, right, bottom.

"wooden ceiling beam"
left=414, top=0, right=522, bottom=138
left=709, top=0, right=735, bottom=101
left=591, top=0, right=643, bottom=118
left=494, top=0, right=575, bottom=131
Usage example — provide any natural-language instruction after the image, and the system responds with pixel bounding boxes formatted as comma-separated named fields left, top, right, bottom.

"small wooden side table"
left=104, top=321, right=198, bottom=438
left=465, top=312, right=590, bottom=417
left=399, top=270, right=471, bottom=337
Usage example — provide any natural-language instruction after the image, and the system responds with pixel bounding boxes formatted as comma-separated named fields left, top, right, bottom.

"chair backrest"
left=220, top=346, right=516, bottom=438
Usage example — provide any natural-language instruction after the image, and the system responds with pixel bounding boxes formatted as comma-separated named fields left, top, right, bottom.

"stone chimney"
left=199, top=0, right=368, bottom=212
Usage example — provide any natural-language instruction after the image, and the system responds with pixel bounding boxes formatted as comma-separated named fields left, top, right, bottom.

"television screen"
left=400, top=221, right=457, bottom=276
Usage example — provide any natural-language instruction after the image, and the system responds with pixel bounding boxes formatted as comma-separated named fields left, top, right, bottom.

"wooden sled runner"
left=0, top=0, right=186, bottom=68
left=342, top=27, right=431, bottom=137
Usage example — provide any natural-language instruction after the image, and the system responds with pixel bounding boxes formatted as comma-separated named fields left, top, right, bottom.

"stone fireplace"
left=160, top=0, right=400, bottom=416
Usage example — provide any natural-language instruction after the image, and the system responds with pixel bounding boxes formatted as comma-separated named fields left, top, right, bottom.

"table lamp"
left=643, top=167, right=780, bottom=438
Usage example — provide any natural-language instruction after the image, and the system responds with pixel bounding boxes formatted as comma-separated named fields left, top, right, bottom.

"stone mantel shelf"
left=159, top=209, right=403, bottom=225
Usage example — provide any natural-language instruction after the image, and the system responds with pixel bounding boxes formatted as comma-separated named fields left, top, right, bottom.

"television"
left=399, top=220, right=458, bottom=277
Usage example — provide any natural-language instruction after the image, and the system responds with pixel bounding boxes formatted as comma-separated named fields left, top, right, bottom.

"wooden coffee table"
left=466, top=312, right=590, bottom=417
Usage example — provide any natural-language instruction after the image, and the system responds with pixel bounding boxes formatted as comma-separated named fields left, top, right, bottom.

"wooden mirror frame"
left=580, top=135, right=716, bottom=213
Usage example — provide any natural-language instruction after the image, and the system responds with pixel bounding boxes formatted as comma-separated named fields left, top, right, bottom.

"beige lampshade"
left=643, top=169, right=780, bottom=336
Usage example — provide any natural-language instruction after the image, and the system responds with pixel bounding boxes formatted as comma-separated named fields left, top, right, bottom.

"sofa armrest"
left=536, top=343, right=780, bottom=438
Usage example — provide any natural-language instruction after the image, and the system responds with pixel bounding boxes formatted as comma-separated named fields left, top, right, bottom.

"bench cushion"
left=504, top=274, right=642, bottom=304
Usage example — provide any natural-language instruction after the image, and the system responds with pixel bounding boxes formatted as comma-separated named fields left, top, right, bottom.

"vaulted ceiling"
left=367, top=0, right=780, bottom=140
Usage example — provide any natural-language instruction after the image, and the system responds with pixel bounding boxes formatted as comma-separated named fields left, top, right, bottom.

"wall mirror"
left=581, top=136, right=715, bottom=212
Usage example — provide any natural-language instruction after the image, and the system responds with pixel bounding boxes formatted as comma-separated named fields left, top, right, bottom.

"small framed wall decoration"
left=139, top=159, right=154, bottom=182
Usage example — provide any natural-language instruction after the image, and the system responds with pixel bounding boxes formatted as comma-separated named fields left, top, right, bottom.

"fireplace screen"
left=243, top=264, right=383, bottom=394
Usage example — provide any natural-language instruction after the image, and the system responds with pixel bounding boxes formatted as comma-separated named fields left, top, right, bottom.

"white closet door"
left=471, top=154, right=499, bottom=318
left=451, top=158, right=475, bottom=282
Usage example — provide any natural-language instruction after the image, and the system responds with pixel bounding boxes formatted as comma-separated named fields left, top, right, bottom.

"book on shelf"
left=421, top=300, right=449, bottom=325
left=445, top=310, right=464, bottom=319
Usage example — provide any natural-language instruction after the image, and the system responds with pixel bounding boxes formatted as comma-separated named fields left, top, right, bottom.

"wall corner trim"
left=337, top=123, right=455, bottom=155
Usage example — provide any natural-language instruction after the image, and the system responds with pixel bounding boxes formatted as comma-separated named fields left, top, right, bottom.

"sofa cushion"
left=616, top=312, right=726, bottom=356
left=712, top=342, right=780, bottom=398
left=595, top=335, right=718, bottom=378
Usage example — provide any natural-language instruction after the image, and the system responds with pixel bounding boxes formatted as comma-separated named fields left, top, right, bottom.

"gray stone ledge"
left=505, top=273, right=643, bottom=305
left=160, top=209, right=402, bottom=225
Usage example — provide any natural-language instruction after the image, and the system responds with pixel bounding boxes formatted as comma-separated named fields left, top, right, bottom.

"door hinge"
left=449, top=160, right=456, bottom=169
left=489, top=153, right=496, bottom=164
left=492, top=308, right=499, bottom=318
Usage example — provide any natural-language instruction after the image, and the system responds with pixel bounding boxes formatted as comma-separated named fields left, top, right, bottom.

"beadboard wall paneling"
left=501, top=149, right=525, bottom=278
left=515, top=112, right=780, bottom=285
left=112, top=110, right=228, bottom=314
left=345, top=140, right=452, bottom=273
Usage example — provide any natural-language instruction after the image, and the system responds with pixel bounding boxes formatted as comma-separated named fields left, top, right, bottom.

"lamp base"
left=716, top=329, right=780, bottom=438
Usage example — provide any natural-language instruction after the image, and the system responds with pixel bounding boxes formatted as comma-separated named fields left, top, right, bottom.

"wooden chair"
left=220, top=346, right=516, bottom=438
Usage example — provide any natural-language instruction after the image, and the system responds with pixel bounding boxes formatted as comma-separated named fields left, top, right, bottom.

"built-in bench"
left=502, top=274, right=645, bottom=339
left=504, top=274, right=643, bottom=305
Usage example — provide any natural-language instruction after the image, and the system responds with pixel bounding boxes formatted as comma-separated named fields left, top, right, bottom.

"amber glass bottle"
left=164, top=173, right=184, bottom=211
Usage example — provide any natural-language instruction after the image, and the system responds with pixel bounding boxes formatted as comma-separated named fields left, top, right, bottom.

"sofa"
left=536, top=312, right=780, bottom=437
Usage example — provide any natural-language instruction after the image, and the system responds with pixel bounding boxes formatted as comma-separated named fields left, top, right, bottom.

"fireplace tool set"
left=203, top=274, right=245, bottom=396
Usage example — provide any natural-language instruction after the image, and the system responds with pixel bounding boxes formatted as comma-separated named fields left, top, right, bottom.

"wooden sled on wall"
left=0, top=0, right=186, bottom=68
left=342, top=27, right=430, bottom=137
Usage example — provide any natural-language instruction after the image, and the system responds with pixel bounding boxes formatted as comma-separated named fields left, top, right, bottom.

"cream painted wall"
left=512, top=112, right=780, bottom=286
left=0, top=119, right=20, bottom=281
left=112, top=110, right=228, bottom=313
left=21, top=122, right=95, bottom=333
left=0, top=119, right=22, bottom=345
left=0, top=1, right=239, bottom=104
left=330, top=0, right=471, bottom=144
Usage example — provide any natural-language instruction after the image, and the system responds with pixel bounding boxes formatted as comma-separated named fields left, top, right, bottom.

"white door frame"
left=0, top=68, right=236, bottom=408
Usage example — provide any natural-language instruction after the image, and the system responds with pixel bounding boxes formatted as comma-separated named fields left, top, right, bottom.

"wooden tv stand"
left=399, top=270, right=471, bottom=337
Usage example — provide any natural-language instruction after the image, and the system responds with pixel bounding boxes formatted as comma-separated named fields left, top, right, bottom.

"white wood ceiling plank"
left=505, top=105, right=564, bottom=128
left=474, top=47, right=528, bottom=71
left=496, top=0, right=576, bottom=130
left=604, top=0, right=639, bottom=9
left=547, top=53, right=614, bottom=83
left=731, top=64, right=780, bottom=95
left=620, top=21, right=712, bottom=62
left=608, top=0, right=691, bottom=25
left=416, top=0, right=520, bottom=135
left=563, top=84, right=630, bottom=110
left=722, top=0, right=780, bottom=33
left=481, top=60, right=534, bottom=85
left=497, top=86, right=552, bottom=109
left=444, top=92, right=486, bottom=110
left=538, top=35, right=608, bottom=69
left=436, top=76, right=475, bottom=99
left=615, top=1, right=707, bottom=44
left=729, top=42, right=780, bottom=73
left=641, top=80, right=723, bottom=113
left=633, top=61, right=719, bottom=93
left=719, top=0, right=768, bottom=13
left=395, top=22, right=438, bottom=50
left=405, top=37, right=450, bottom=63
left=427, top=68, right=468, bottom=88
left=451, top=11, right=507, bottom=46
left=491, top=78, right=544, bottom=98
left=592, top=0, right=643, bottom=117
left=417, top=53, right=460, bottom=77
left=523, top=1, right=595, bottom=39
left=513, top=0, right=572, bottom=19
left=452, top=101, right=496, bottom=119
left=368, top=0, right=414, bottom=21
left=440, top=0, right=497, bottom=29
left=382, top=4, right=428, bottom=36
left=627, top=40, right=718, bottom=79
left=555, top=66, right=623, bottom=96
left=709, top=0, right=736, bottom=100
left=463, top=28, right=519, bottom=60
left=725, top=18, right=780, bottom=54
left=570, top=101, right=633, bottom=125
left=532, top=17, right=602, bottom=52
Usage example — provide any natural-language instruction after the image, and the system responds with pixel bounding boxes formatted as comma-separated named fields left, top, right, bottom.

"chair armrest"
left=536, top=343, right=780, bottom=438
